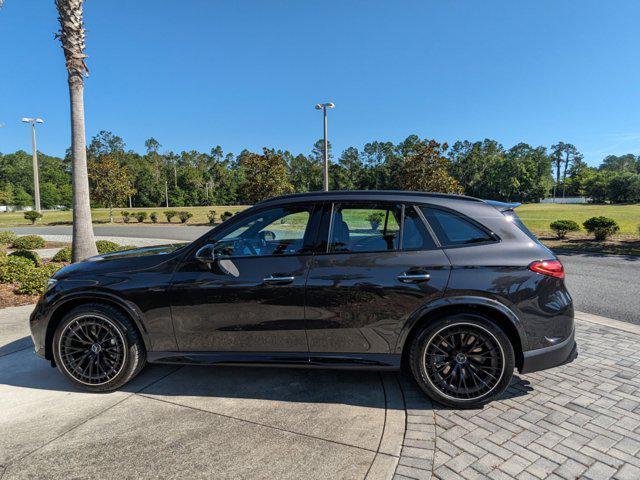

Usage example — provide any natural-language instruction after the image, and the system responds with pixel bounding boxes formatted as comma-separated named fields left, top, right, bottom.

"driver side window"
left=214, top=205, right=314, bottom=258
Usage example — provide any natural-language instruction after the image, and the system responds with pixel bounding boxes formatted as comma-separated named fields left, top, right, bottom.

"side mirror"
left=195, top=244, right=216, bottom=264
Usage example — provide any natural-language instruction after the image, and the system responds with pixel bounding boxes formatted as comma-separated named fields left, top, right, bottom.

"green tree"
left=239, top=148, right=293, bottom=203
left=400, top=139, right=463, bottom=194
left=550, top=142, right=581, bottom=198
left=448, top=139, right=504, bottom=198
left=89, top=156, right=135, bottom=222
left=600, top=154, right=639, bottom=173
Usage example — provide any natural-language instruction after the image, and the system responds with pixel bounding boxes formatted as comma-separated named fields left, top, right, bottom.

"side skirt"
left=147, top=351, right=401, bottom=370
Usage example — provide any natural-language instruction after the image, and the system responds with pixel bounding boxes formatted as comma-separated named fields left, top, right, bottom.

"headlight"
left=45, top=278, right=58, bottom=292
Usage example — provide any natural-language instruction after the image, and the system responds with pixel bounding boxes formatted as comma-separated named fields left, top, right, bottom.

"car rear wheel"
left=409, top=313, right=514, bottom=408
left=52, top=304, right=146, bottom=392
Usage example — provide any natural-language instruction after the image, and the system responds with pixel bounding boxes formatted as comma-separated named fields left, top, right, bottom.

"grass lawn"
left=516, top=203, right=640, bottom=235
left=0, top=205, right=251, bottom=227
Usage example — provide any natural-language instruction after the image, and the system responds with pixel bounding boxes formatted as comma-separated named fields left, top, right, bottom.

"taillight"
left=528, top=260, right=564, bottom=279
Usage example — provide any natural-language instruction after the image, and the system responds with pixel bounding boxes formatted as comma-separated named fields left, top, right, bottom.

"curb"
left=575, top=310, right=640, bottom=335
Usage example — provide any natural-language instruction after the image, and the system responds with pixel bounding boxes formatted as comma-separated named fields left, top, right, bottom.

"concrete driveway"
left=0, top=306, right=404, bottom=480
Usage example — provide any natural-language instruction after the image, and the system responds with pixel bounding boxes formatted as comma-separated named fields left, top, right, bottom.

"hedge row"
left=550, top=216, right=623, bottom=241
left=119, top=209, right=236, bottom=224
left=122, top=210, right=195, bottom=223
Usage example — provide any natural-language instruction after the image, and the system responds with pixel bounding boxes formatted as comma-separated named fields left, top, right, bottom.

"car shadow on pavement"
left=3, top=336, right=535, bottom=410
left=0, top=337, right=34, bottom=357
left=2, top=344, right=396, bottom=409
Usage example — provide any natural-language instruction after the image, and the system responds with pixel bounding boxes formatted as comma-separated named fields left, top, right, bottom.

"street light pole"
left=315, top=102, right=334, bottom=191
left=21, top=118, right=44, bottom=213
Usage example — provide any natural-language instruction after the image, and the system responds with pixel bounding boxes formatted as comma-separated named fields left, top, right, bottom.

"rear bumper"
left=520, top=327, right=577, bottom=374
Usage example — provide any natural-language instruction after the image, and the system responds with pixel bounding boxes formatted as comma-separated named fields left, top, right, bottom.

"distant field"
left=0, top=205, right=250, bottom=227
left=0, top=202, right=638, bottom=236
left=516, top=203, right=640, bottom=235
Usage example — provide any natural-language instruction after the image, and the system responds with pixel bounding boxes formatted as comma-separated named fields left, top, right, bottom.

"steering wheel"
left=233, top=238, right=259, bottom=256
left=259, top=230, right=276, bottom=242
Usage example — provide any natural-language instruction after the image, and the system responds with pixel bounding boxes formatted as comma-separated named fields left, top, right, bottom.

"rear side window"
left=420, top=207, right=494, bottom=247
left=504, top=210, right=542, bottom=244
left=402, top=206, right=437, bottom=250
left=329, top=203, right=401, bottom=253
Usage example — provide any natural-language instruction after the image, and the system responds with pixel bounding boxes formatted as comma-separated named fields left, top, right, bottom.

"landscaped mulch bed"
left=541, top=234, right=640, bottom=256
left=0, top=284, right=38, bottom=308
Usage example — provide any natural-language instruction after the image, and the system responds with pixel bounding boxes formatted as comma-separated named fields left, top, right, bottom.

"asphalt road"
left=4, top=225, right=639, bottom=325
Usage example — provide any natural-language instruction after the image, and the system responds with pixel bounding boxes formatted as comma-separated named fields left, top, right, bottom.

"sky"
left=1, top=0, right=639, bottom=166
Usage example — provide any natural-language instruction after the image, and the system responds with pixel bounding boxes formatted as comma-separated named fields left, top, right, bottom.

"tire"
left=409, top=313, right=514, bottom=408
left=52, top=303, right=146, bottom=392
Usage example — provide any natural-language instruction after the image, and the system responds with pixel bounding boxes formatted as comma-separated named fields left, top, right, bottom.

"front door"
left=170, top=203, right=319, bottom=353
left=304, top=203, right=451, bottom=356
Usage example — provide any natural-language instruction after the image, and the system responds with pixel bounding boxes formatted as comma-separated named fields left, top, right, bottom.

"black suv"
left=30, top=191, right=576, bottom=407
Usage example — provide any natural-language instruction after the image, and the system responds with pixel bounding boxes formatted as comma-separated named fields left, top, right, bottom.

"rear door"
left=304, top=202, right=451, bottom=357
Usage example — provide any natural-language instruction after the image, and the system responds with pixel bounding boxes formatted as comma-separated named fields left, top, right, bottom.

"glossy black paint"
left=29, top=190, right=576, bottom=375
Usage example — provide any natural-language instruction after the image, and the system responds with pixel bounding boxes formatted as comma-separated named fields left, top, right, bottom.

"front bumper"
left=29, top=298, right=49, bottom=359
left=520, top=327, right=577, bottom=374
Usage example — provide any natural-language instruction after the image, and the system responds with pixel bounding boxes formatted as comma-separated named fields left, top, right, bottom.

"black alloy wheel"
left=410, top=313, right=515, bottom=408
left=58, top=315, right=127, bottom=385
left=53, top=304, right=146, bottom=392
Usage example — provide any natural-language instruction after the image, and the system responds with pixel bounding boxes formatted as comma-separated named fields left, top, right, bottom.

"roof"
left=259, top=190, right=485, bottom=205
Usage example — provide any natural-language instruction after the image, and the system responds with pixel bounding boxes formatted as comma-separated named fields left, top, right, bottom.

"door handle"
left=263, top=275, right=295, bottom=285
left=397, top=272, right=431, bottom=283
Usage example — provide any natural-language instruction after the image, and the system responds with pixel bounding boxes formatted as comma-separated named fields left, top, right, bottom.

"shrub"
left=178, top=211, right=193, bottom=223
left=367, top=212, right=385, bottom=230
left=550, top=220, right=580, bottom=239
left=24, top=211, right=43, bottom=225
left=164, top=210, right=178, bottom=222
left=8, top=249, right=42, bottom=267
left=150, top=212, right=158, bottom=223
left=0, top=256, right=34, bottom=284
left=16, top=263, right=65, bottom=295
left=583, top=216, right=620, bottom=241
left=221, top=211, right=233, bottom=222
left=121, top=211, right=131, bottom=223
left=207, top=210, right=217, bottom=224
left=134, top=211, right=148, bottom=223
left=0, top=230, right=17, bottom=245
left=12, top=235, right=45, bottom=250
left=52, top=247, right=72, bottom=262
left=96, top=240, right=122, bottom=254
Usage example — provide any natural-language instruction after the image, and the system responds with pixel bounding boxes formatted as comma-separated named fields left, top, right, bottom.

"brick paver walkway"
left=394, top=319, right=640, bottom=480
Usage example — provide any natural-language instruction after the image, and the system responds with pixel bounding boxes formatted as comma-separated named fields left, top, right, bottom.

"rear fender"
left=395, top=295, right=528, bottom=354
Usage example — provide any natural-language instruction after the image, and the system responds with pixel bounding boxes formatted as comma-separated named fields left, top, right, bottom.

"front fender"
left=394, top=295, right=529, bottom=354
left=37, top=289, right=152, bottom=361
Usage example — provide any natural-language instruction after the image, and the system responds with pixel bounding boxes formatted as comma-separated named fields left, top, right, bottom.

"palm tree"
left=55, top=0, right=98, bottom=261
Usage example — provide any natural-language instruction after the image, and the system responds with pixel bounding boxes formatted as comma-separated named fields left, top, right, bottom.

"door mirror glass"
left=195, top=244, right=216, bottom=263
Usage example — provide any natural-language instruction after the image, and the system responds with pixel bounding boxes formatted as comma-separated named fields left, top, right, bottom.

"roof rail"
left=259, top=190, right=485, bottom=204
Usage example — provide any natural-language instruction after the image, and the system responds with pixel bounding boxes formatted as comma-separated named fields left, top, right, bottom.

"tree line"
left=1, top=131, right=639, bottom=208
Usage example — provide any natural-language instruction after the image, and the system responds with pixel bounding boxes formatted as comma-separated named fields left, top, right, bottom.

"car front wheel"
left=409, top=313, right=515, bottom=408
left=52, top=303, right=146, bottom=392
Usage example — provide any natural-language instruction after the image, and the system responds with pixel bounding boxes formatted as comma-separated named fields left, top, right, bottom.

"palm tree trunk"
left=69, top=75, right=98, bottom=261
left=56, top=0, right=97, bottom=262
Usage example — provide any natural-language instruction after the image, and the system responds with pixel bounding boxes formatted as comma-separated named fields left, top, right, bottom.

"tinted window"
left=214, top=205, right=314, bottom=257
left=504, top=210, right=542, bottom=244
left=329, top=203, right=400, bottom=253
left=402, top=206, right=436, bottom=250
left=421, top=207, right=493, bottom=247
